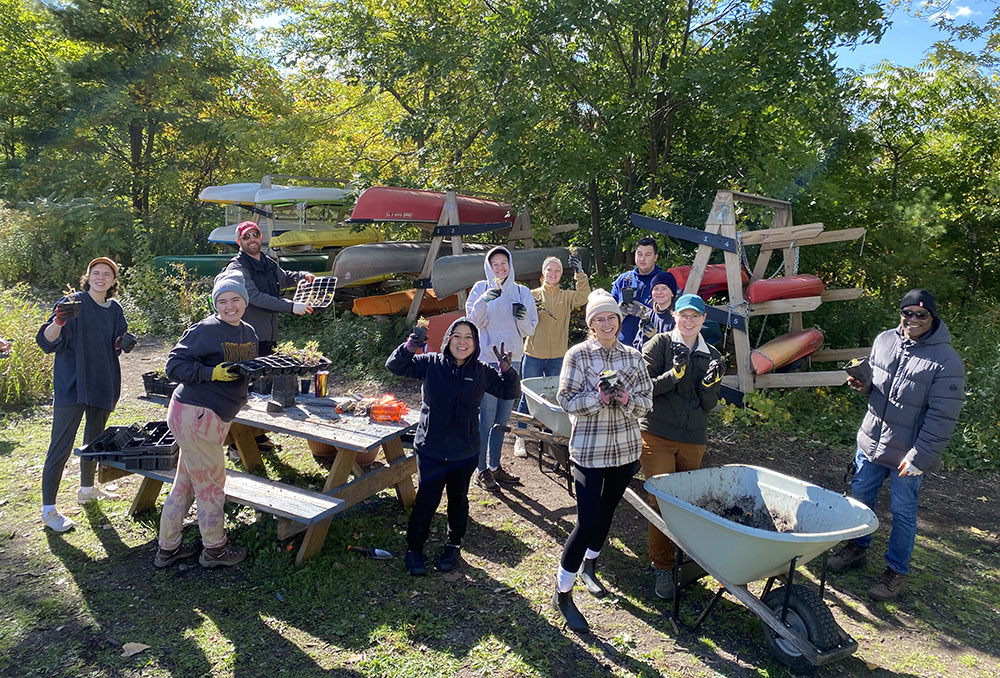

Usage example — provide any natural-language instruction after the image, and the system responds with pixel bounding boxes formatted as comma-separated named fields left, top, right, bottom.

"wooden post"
left=405, top=191, right=459, bottom=326
left=381, top=437, right=417, bottom=507
left=228, top=422, right=264, bottom=473
left=295, top=446, right=357, bottom=565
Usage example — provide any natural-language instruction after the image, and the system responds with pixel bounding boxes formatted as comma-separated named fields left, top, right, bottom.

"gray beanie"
left=212, top=271, right=249, bottom=308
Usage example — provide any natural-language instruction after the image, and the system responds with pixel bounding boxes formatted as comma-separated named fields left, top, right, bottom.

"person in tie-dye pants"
left=154, top=272, right=258, bottom=569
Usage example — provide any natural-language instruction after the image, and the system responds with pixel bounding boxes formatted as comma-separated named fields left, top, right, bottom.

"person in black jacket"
left=386, top=317, right=520, bottom=576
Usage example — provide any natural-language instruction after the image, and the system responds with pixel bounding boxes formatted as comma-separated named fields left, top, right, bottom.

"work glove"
left=671, top=342, right=690, bottom=378
left=613, top=383, right=630, bottom=406
left=484, top=286, right=503, bottom=302
left=701, top=358, right=725, bottom=388
left=211, top=363, right=238, bottom=382
left=567, top=252, right=583, bottom=274
left=640, top=318, right=658, bottom=340
left=53, top=301, right=81, bottom=326
left=292, top=302, right=313, bottom=315
left=898, top=459, right=923, bottom=477
left=303, top=272, right=317, bottom=283
left=404, top=324, right=428, bottom=353
left=512, top=302, right=527, bottom=320
left=619, top=300, right=646, bottom=318
left=597, top=379, right=615, bottom=406
left=492, top=342, right=514, bottom=373
left=115, top=332, right=137, bottom=353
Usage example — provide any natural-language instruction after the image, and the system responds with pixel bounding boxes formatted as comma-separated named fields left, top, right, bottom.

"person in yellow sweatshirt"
left=513, top=253, right=590, bottom=457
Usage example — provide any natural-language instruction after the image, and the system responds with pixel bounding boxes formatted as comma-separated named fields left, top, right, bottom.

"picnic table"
left=112, top=393, right=418, bottom=564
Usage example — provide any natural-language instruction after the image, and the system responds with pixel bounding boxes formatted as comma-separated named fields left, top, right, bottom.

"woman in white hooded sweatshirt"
left=466, top=246, right=538, bottom=491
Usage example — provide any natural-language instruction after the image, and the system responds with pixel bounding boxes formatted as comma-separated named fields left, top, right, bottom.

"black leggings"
left=560, top=459, right=640, bottom=572
left=407, top=454, right=479, bottom=551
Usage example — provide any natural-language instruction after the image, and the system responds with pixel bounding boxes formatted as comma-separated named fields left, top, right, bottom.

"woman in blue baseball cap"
left=638, top=293, right=725, bottom=601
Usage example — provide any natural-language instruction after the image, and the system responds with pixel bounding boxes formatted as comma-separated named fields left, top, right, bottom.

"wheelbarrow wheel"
left=761, top=585, right=840, bottom=674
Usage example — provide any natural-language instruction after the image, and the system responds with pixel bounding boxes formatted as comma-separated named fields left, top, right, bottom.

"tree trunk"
left=588, top=178, right=605, bottom=277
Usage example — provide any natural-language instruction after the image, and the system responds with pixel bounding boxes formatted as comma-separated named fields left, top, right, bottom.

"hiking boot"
left=578, top=558, right=606, bottom=597
left=42, top=508, right=74, bottom=533
left=77, top=485, right=119, bottom=505
left=491, top=465, right=520, bottom=485
left=513, top=437, right=528, bottom=458
left=654, top=568, right=675, bottom=600
left=154, top=540, right=201, bottom=568
left=869, top=567, right=906, bottom=600
left=254, top=434, right=276, bottom=452
left=405, top=550, right=427, bottom=576
left=199, top=543, right=247, bottom=569
left=828, top=542, right=868, bottom=573
left=474, top=469, right=500, bottom=492
left=436, top=544, right=460, bottom=573
left=552, top=590, right=589, bottom=633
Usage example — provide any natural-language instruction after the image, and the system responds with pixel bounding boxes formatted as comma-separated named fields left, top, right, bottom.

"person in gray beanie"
left=154, top=270, right=258, bottom=570
left=828, top=288, right=964, bottom=600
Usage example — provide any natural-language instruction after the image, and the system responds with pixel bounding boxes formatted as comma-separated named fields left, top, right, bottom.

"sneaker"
left=828, top=542, right=868, bottom=573
left=869, top=567, right=906, bottom=600
left=154, top=540, right=201, bottom=568
left=437, top=544, right=460, bottom=572
left=474, top=468, right=500, bottom=492
left=405, top=550, right=427, bottom=576
left=42, top=508, right=74, bottom=532
left=513, top=437, right=528, bottom=458
left=77, top=485, right=119, bottom=504
left=491, top=465, right=520, bottom=485
left=199, top=543, right=248, bottom=569
left=654, top=568, right=675, bottom=600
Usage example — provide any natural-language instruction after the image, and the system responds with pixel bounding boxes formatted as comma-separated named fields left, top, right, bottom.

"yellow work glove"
left=212, top=363, right=238, bottom=382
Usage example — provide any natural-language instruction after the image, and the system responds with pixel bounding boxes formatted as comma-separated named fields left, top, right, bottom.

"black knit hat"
left=899, top=289, right=937, bottom=317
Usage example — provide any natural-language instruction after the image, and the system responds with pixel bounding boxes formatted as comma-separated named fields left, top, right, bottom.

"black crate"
left=141, top=371, right=178, bottom=397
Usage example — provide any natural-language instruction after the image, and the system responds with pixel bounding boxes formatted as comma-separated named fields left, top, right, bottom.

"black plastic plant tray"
left=231, top=354, right=330, bottom=378
left=123, top=447, right=179, bottom=471
left=83, top=424, right=143, bottom=453
left=142, top=371, right=178, bottom=397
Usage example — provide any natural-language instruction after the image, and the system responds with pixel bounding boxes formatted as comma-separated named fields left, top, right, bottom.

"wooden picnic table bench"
left=107, top=393, right=418, bottom=564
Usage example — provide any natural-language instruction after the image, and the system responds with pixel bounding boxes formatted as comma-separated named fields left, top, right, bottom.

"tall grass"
left=0, top=284, right=53, bottom=408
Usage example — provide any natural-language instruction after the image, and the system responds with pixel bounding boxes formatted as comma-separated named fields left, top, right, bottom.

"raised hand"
left=567, top=252, right=583, bottom=274
left=484, top=286, right=503, bottom=302
left=492, top=342, right=513, bottom=373
left=701, top=358, right=725, bottom=387
left=512, top=302, right=526, bottom=320
left=53, top=301, right=81, bottom=325
left=671, top=342, right=690, bottom=372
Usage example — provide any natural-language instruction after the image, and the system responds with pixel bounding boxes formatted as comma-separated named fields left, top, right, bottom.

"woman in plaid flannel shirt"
left=552, top=289, right=653, bottom=633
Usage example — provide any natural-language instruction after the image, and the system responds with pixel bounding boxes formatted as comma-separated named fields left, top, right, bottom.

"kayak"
left=331, top=241, right=491, bottom=285
left=268, top=226, right=382, bottom=251
left=751, top=329, right=824, bottom=375
left=198, top=183, right=268, bottom=204
left=153, top=253, right=330, bottom=277
left=669, top=264, right=749, bottom=300
left=745, top=274, right=825, bottom=304
left=352, top=289, right=459, bottom=316
left=431, top=247, right=586, bottom=298
left=349, top=186, right=514, bottom=224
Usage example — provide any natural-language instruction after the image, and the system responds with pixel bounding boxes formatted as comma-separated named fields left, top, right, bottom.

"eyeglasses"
left=900, top=309, right=930, bottom=319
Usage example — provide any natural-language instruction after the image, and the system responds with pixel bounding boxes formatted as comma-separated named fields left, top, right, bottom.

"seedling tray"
left=293, top=276, right=338, bottom=308
left=141, top=371, right=178, bottom=397
left=231, top=354, right=331, bottom=378
left=79, top=422, right=176, bottom=459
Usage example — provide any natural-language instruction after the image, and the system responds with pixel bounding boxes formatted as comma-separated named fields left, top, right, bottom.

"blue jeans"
left=478, top=362, right=519, bottom=472
left=516, top=355, right=564, bottom=416
left=849, top=448, right=924, bottom=575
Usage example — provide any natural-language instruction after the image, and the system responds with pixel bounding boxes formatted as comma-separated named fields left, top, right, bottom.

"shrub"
left=947, top=306, right=1000, bottom=470
left=120, top=259, right=213, bottom=337
left=277, top=310, right=407, bottom=380
left=0, top=284, right=54, bottom=408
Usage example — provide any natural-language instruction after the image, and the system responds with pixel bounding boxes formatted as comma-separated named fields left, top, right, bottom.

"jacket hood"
left=483, top=246, right=516, bottom=293
left=441, top=316, right=480, bottom=360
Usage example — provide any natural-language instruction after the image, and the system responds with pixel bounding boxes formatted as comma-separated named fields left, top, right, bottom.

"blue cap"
left=674, top=293, right=706, bottom=314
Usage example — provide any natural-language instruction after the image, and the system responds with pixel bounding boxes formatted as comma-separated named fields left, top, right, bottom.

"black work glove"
left=411, top=325, right=428, bottom=343
left=701, top=358, right=725, bottom=387
left=492, top=342, right=513, bottom=373
left=54, top=301, right=81, bottom=325
left=640, top=318, right=657, bottom=340
left=484, top=286, right=503, bottom=302
left=116, top=332, right=137, bottom=353
left=671, top=342, right=690, bottom=374
left=567, top=252, right=583, bottom=274
left=512, top=302, right=526, bottom=320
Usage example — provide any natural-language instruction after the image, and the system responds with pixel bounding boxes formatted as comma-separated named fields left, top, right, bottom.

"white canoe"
left=431, top=247, right=587, bottom=298
left=645, top=465, right=878, bottom=585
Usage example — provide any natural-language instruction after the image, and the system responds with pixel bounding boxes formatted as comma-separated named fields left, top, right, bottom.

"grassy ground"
left=2, top=348, right=998, bottom=677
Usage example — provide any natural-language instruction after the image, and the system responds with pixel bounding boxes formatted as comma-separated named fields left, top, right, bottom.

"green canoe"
left=153, top=253, right=330, bottom=277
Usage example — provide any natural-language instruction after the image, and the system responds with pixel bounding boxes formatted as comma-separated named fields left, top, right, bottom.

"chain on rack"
left=292, top=276, right=338, bottom=308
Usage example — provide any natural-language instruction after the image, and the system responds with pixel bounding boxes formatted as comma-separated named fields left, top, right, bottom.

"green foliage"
left=277, top=311, right=407, bottom=380
left=0, top=284, right=53, bottom=408
left=717, top=391, right=791, bottom=429
left=947, top=306, right=1000, bottom=470
left=120, top=256, right=213, bottom=337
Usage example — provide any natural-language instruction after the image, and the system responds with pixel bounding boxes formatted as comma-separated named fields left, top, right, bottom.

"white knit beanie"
left=585, top=289, right=622, bottom=325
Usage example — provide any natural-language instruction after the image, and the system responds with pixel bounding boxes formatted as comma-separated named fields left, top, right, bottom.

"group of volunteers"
left=34, top=222, right=964, bottom=630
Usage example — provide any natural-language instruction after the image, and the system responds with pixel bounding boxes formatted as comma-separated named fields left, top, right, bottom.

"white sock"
left=42, top=504, right=55, bottom=514
left=584, top=548, right=601, bottom=561
left=556, top=567, right=576, bottom=593
left=488, top=466, right=499, bottom=473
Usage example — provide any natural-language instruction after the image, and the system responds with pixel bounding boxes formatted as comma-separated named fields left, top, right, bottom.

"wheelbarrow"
left=645, top=464, right=878, bottom=673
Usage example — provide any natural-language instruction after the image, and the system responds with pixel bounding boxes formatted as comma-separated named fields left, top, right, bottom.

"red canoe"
left=745, top=274, right=825, bottom=304
left=349, top=186, right=514, bottom=225
left=669, top=264, right=749, bottom=300
left=751, top=329, right=824, bottom=375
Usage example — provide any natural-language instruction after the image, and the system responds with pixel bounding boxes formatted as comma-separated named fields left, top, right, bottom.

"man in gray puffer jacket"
left=829, top=289, right=964, bottom=600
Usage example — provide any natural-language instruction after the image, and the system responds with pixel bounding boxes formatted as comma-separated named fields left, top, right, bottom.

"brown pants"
left=640, top=431, right=706, bottom=570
